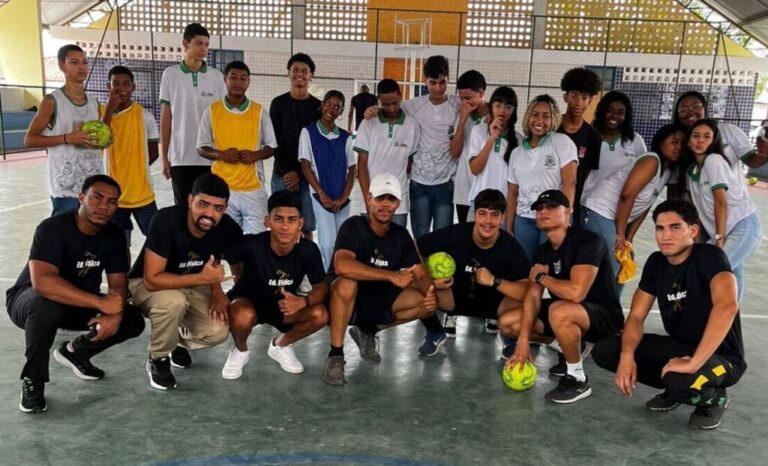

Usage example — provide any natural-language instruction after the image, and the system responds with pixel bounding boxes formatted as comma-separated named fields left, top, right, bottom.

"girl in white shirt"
left=685, top=119, right=761, bottom=300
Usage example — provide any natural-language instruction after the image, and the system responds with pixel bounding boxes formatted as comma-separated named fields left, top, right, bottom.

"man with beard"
left=7, top=175, right=145, bottom=413
left=129, top=173, right=243, bottom=390
left=322, top=173, right=438, bottom=386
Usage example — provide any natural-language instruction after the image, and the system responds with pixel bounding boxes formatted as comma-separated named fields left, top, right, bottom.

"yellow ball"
left=502, top=361, right=537, bottom=391
left=426, top=252, right=456, bottom=280
left=749, top=176, right=758, bottom=186
left=82, top=120, right=113, bottom=149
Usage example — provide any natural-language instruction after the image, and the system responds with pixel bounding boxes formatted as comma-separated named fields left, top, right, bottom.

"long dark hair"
left=593, top=90, right=635, bottom=144
left=683, top=118, right=729, bottom=167
left=672, top=91, right=707, bottom=127
left=488, top=86, right=519, bottom=163
left=650, top=124, right=683, bottom=182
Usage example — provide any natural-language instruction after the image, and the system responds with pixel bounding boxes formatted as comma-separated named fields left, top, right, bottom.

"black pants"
left=7, top=286, right=145, bottom=382
left=593, top=334, right=745, bottom=406
left=456, top=204, right=470, bottom=224
left=171, top=165, right=211, bottom=206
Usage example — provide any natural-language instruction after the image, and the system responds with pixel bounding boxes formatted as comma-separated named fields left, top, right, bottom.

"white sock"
left=566, top=360, right=586, bottom=382
left=548, top=339, right=562, bottom=352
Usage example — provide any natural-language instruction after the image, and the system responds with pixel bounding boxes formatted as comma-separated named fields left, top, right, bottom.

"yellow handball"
left=426, top=252, right=456, bottom=280
left=502, top=361, right=537, bottom=391
left=82, top=120, right=113, bottom=149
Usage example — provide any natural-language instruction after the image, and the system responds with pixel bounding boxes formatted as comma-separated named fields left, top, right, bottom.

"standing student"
left=24, top=44, right=102, bottom=216
left=197, top=61, right=276, bottom=234
left=684, top=119, right=761, bottom=300
left=355, top=78, right=420, bottom=227
left=402, top=56, right=461, bottom=238
left=102, top=65, right=159, bottom=245
left=270, top=53, right=322, bottom=240
left=299, top=90, right=357, bottom=270
left=506, top=95, right=577, bottom=261
left=557, top=68, right=603, bottom=226
left=348, top=84, right=378, bottom=132
left=451, top=70, right=489, bottom=224
left=159, top=23, right=227, bottom=206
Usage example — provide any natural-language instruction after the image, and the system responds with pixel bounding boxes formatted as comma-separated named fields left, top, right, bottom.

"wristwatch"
left=492, top=276, right=502, bottom=289
left=714, top=233, right=724, bottom=241
left=535, top=272, right=547, bottom=284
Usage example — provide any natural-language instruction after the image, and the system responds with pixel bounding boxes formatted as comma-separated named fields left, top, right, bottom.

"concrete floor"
left=0, top=152, right=767, bottom=466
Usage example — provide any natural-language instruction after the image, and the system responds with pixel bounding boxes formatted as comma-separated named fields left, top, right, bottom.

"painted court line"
left=0, top=199, right=49, bottom=214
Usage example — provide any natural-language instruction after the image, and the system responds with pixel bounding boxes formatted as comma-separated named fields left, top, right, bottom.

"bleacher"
left=0, top=111, right=34, bottom=152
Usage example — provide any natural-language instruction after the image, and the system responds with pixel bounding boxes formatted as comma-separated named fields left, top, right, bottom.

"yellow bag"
left=615, top=241, right=637, bottom=284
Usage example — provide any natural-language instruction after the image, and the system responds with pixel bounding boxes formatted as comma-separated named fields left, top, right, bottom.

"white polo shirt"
left=159, top=61, right=226, bottom=167
left=354, top=111, right=419, bottom=214
left=467, top=122, right=523, bottom=202
left=507, top=132, right=578, bottom=219
left=402, top=94, right=460, bottom=185
left=581, top=133, right=646, bottom=214
left=298, top=122, right=356, bottom=193
left=687, top=151, right=755, bottom=238
left=452, top=112, right=485, bottom=206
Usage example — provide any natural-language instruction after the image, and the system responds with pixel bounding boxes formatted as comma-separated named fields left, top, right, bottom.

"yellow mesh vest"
left=210, top=100, right=262, bottom=191
left=105, top=103, right=155, bottom=208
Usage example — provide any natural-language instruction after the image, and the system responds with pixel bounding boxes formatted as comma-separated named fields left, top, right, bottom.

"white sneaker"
left=221, top=346, right=250, bottom=380
left=267, top=337, right=304, bottom=374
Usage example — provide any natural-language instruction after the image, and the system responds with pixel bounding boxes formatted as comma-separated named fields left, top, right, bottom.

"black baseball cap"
left=531, top=190, right=570, bottom=210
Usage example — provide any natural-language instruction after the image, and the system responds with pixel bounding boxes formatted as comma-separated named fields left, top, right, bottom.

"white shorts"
left=226, top=189, right=268, bottom=234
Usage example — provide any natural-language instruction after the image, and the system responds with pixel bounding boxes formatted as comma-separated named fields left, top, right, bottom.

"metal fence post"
left=373, top=9, right=380, bottom=80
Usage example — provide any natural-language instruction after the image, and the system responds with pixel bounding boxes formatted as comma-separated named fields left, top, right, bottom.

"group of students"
left=12, top=22, right=766, bottom=431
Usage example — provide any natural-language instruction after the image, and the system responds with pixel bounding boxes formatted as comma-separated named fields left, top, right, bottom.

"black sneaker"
left=485, top=319, right=499, bottom=335
left=322, top=355, right=346, bottom=386
left=443, top=314, right=457, bottom=338
left=19, top=378, right=46, bottom=413
left=53, top=341, right=105, bottom=380
left=646, top=391, right=681, bottom=412
left=147, top=357, right=177, bottom=390
left=688, top=398, right=729, bottom=430
left=549, top=341, right=592, bottom=377
left=545, top=374, right=592, bottom=403
left=170, top=346, right=191, bottom=369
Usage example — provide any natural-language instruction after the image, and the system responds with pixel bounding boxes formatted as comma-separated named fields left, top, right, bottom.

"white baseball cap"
left=369, top=173, right=401, bottom=200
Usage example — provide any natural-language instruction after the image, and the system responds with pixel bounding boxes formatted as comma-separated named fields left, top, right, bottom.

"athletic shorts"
left=227, top=292, right=292, bottom=333
left=350, top=286, right=404, bottom=328
left=453, top=292, right=504, bottom=320
left=538, top=298, right=623, bottom=342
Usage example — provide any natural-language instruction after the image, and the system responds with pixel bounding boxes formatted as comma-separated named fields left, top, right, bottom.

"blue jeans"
left=111, top=202, right=159, bottom=246
left=271, top=174, right=316, bottom=232
left=514, top=215, right=548, bottom=262
left=51, top=197, right=79, bottom=217
left=581, top=207, right=623, bottom=299
left=410, top=180, right=454, bottom=238
left=312, top=196, right=351, bottom=271
left=723, top=212, right=762, bottom=301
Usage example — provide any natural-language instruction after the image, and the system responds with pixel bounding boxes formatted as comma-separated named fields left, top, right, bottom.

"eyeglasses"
left=492, top=103, right=515, bottom=112
left=677, top=103, right=704, bottom=113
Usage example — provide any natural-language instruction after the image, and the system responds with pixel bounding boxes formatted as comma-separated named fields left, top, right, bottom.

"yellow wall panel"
left=0, top=0, right=45, bottom=104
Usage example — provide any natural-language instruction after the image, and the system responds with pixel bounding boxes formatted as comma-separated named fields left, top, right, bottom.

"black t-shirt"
left=418, top=223, right=530, bottom=308
left=229, top=232, right=325, bottom=303
left=9, top=212, right=128, bottom=296
left=351, top=92, right=378, bottom=130
left=533, top=227, right=621, bottom=313
left=128, top=205, right=243, bottom=279
left=269, top=92, right=322, bottom=177
left=639, top=244, right=744, bottom=366
left=332, top=216, right=421, bottom=296
left=558, top=122, right=602, bottom=211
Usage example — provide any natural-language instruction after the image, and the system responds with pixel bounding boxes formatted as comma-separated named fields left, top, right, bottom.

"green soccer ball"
left=502, top=361, right=537, bottom=392
left=82, top=120, right=113, bottom=149
left=426, top=252, right=456, bottom=280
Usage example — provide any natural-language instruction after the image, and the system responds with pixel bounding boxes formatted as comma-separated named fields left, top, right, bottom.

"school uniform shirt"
left=228, top=232, right=325, bottom=305
left=298, top=122, right=356, bottom=198
left=452, top=112, right=485, bottom=206
left=639, top=244, right=744, bottom=368
left=533, top=227, right=621, bottom=314
left=507, top=132, right=578, bottom=219
left=128, top=205, right=243, bottom=279
left=104, top=102, right=159, bottom=208
left=402, top=94, right=461, bottom=185
left=719, top=122, right=754, bottom=163
left=581, top=133, right=646, bottom=213
left=558, top=122, right=602, bottom=211
left=354, top=111, right=420, bottom=214
left=583, top=151, right=672, bottom=222
left=159, top=61, right=226, bottom=167
left=9, top=212, right=128, bottom=297
left=269, top=92, right=322, bottom=178
left=197, top=97, right=276, bottom=192
left=44, top=89, right=103, bottom=198
left=331, top=216, right=421, bottom=297
left=686, top=152, right=756, bottom=238
left=417, top=223, right=530, bottom=315
left=467, top=123, right=522, bottom=202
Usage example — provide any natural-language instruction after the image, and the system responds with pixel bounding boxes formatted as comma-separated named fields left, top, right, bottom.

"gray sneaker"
left=688, top=398, right=729, bottom=430
left=322, top=355, right=346, bottom=386
left=349, top=327, right=381, bottom=362
left=646, top=391, right=681, bottom=412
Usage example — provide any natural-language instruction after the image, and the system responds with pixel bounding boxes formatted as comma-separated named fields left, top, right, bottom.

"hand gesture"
left=218, top=147, right=240, bottom=164
left=239, top=149, right=261, bottom=164
left=97, top=291, right=124, bottom=315
left=488, top=116, right=503, bottom=140
left=528, top=263, right=549, bottom=283
left=459, top=100, right=476, bottom=120
left=615, top=354, right=637, bottom=398
left=391, top=265, right=416, bottom=288
left=198, top=255, right=234, bottom=285
left=318, top=192, right=334, bottom=209
left=283, top=171, right=301, bottom=192
left=88, top=313, right=122, bottom=341
left=475, top=267, right=495, bottom=287
left=423, top=285, right=438, bottom=312
left=363, top=106, right=380, bottom=120
left=278, top=287, right=305, bottom=317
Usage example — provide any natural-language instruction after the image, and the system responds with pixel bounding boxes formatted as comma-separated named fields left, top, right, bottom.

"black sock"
left=420, top=314, right=443, bottom=331
left=329, top=345, right=344, bottom=357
